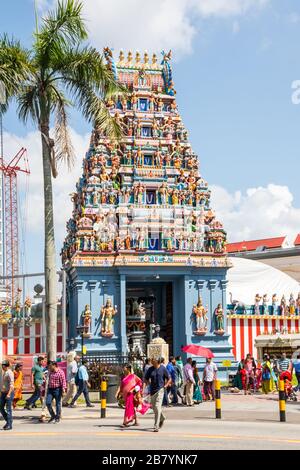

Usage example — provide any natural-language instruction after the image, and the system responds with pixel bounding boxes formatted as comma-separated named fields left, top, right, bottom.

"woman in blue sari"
left=192, top=361, right=203, bottom=404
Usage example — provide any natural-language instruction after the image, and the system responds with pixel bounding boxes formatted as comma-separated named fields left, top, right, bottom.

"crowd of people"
left=233, top=352, right=300, bottom=397
left=2, top=351, right=299, bottom=433
left=0, top=355, right=95, bottom=431
left=117, top=355, right=218, bottom=432
left=0, top=354, right=218, bottom=432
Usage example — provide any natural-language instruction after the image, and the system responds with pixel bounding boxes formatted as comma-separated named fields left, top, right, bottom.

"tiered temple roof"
left=62, top=49, right=228, bottom=268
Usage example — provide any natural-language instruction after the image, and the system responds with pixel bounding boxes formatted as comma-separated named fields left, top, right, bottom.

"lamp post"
left=76, top=325, right=85, bottom=360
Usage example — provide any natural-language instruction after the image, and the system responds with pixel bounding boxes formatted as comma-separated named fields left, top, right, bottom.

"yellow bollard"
left=214, top=380, right=221, bottom=419
left=278, top=379, right=286, bottom=422
left=101, top=376, right=107, bottom=418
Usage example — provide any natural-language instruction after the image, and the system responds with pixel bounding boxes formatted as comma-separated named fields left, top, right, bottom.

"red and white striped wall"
left=227, top=315, right=300, bottom=360
left=0, top=321, right=63, bottom=359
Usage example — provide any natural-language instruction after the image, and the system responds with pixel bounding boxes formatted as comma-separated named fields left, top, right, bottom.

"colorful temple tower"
left=62, top=49, right=236, bottom=377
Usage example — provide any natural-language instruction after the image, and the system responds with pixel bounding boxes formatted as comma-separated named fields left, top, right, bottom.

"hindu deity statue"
left=193, top=298, right=208, bottom=335
left=262, top=294, right=269, bottom=315
left=289, top=293, right=296, bottom=316
left=296, top=293, right=300, bottom=316
left=24, top=297, right=32, bottom=324
left=82, top=304, right=92, bottom=337
left=214, top=304, right=225, bottom=334
left=272, top=294, right=278, bottom=315
left=254, top=294, right=262, bottom=315
left=280, top=295, right=287, bottom=316
left=14, top=297, right=22, bottom=322
left=100, top=298, right=117, bottom=337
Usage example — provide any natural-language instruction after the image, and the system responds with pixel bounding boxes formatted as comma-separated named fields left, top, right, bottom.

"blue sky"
left=1, top=0, right=300, bottom=281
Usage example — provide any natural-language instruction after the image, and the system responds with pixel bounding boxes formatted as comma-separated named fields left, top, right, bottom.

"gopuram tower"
left=62, top=49, right=236, bottom=376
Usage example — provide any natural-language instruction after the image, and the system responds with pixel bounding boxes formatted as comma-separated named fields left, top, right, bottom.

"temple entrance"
left=126, top=281, right=174, bottom=358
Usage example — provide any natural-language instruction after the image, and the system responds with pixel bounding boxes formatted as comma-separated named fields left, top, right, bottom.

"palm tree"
left=0, top=0, right=125, bottom=360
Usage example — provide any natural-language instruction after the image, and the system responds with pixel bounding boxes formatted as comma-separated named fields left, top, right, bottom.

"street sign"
left=82, top=346, right=87, bottom=355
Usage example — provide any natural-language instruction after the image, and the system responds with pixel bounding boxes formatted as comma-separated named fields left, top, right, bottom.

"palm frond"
left=53, top=87, right=75, bottom=170
left=0, top=35, right=32, bottom=102
left=35, top=0, right=87, bottom=67
left=17, top=80, right=40, bottom=124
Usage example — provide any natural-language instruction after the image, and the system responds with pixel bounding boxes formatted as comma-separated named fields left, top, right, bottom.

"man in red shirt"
left=46, top=361, right=67, bottom=423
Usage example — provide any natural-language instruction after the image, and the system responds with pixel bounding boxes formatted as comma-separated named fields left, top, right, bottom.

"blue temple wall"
left=67, top=265, right=237, bottom=379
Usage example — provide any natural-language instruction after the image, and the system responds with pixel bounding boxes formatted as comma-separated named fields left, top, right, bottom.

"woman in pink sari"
left=120, top=364, right=149, bottom=427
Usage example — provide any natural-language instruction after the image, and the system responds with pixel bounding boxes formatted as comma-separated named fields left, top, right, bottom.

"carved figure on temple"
left=135, top=147, right=143, bottom=166
left=82, top=304, right=92, bottom=337
left=254, top=294, right=262, bottom=315
left=272, top=294, right=278, bottom=315
left=159, top=183, right=169, bottom=204
left=14, top=296, right=22, bottom=322
left=193, top=298, right=208, bottom=335
left=289, top=293, right=296, bottom=316
left=214, top=304, right=225, bottom=334
left=24, top=297, right=32, bottom=324
left=131, top=91, right=138, bottom=111
left=125, top=235, right=131, bottom=250
left=0, top=303, right=12, bottom=324
left=100, top=298, right=117, bottom=337
left=156, top=98, right=164, bottom=113
left=81, top=236, right=87, bottom=251
left=296, top=293, right=300, bottom=316
left=99, top=167, right=109, bottom=183
left=262, top=294, right=269, bottom=315
left=280, top=295, right=287, bottom=316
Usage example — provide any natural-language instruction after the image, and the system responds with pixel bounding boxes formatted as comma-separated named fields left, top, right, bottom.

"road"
left=1, top=393, right=300, bottom=450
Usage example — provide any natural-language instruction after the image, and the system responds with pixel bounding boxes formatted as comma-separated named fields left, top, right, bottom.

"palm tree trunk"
left=40, top=120, right=57, bottom=361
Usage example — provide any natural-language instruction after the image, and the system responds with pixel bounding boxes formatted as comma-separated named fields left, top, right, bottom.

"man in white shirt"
left=203, top=358, right=218, bottom=401
left=62, top=352, right=78, bottom=407
left=183, top=358, right=195, bottom=406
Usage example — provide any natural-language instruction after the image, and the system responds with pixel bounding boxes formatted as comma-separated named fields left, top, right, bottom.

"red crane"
left=0, top=147, right=30, bottom=304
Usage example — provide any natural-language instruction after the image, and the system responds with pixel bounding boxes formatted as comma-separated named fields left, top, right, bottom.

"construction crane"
left=0, top=148, right=30, bottom=304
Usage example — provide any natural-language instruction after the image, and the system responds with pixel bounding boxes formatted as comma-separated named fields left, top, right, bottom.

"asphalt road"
left=1, top=393, right=300, bottom=450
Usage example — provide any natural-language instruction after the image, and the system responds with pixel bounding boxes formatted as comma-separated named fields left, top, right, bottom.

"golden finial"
left=144, top=51, right=149, bottom=65
left=119, top=50, right=125, bottom=63
left=127, top=51, right=133, bottom=66
left=135, top=51, right=141, bottom=66
left=152, top=53, right=158, bottom=68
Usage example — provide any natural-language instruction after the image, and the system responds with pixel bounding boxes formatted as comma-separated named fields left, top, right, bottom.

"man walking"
left=24, top=356, right=45, bottom=410
left=183, top=358, right=195, bottom=406
left=278, top=353, right=291, bottom=373
left=62, top=353, right=78, bottom=407
left=69, top=359, right=94, bottom=408
left=203, top=358, right=218, bottom=401
left=0, top=360, right=14, bottom=430
left=166, top=357, right=178, bottom=405
left=46, top=361, right=67, bottom=423
left=145, top=357, right=171, bottom=432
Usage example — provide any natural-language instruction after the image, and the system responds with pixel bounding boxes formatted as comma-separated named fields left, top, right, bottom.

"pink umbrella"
left=182, top=344, right=215, bottom=358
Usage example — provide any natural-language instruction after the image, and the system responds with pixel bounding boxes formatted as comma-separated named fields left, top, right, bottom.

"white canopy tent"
left=227, top=257, right=300, bottom=305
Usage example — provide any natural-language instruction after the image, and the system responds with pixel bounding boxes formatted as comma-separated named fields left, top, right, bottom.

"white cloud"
left=211, top=183, right=300, bottom=243
left=3, top=128, right=89, bottom=251
left=36, top=0, right=270, bottom=59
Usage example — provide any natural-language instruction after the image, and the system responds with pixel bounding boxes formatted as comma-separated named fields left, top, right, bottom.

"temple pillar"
left=220, top=280, right=229, bottom=332
left=88, top=280, right=98, bottom=336
left=120, top=274, right=127, bottom=355
left=208, top=280, right=218, bottom=333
